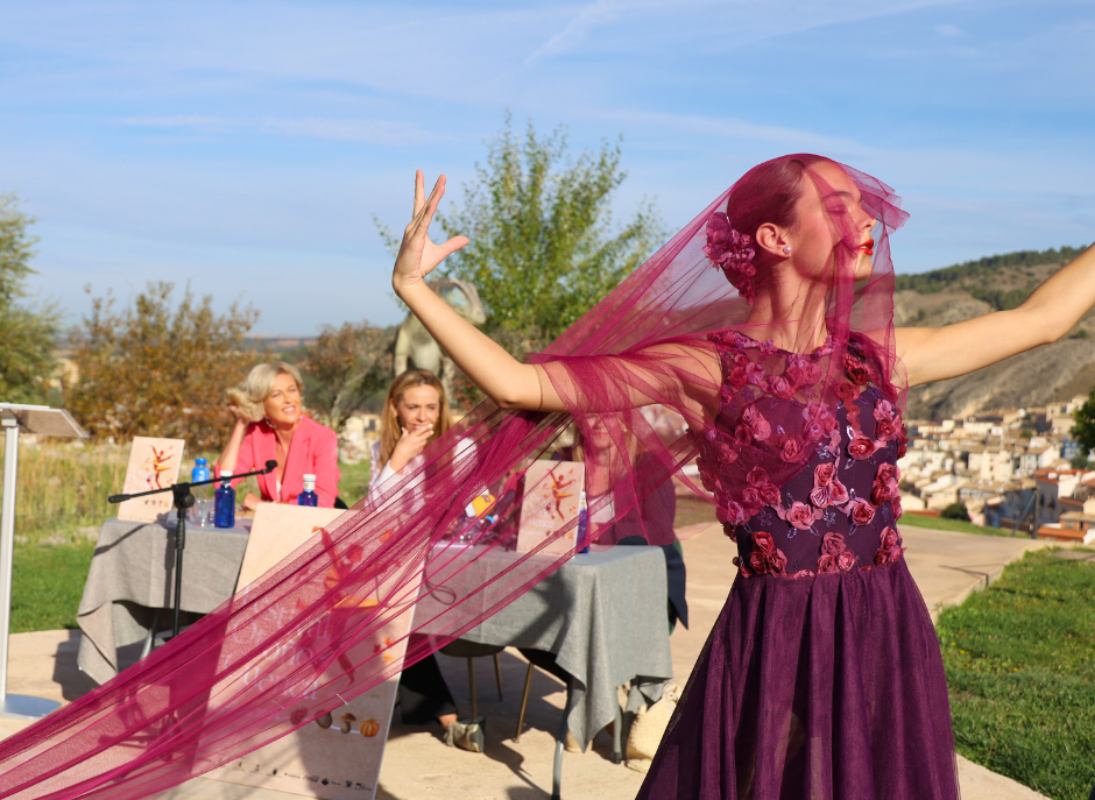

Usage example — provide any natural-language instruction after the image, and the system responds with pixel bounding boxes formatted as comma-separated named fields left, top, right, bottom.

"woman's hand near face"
left=387, top=424, right=435, bottom=474
left=228, top=405, right=251, bottom=426
left=216, top=412, right=251, bottom=475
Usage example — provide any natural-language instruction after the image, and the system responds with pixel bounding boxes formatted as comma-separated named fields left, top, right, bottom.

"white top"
left=367, top=436, right=477, bottom=513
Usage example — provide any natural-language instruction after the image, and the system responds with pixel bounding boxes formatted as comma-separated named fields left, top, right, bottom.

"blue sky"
left=2, top=0, right=1093, bottom=334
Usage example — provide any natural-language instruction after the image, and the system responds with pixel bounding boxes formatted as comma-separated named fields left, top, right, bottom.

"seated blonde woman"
left=368, top=369, right=482, bottom=752
left=216, top=361, right=340, bottom=510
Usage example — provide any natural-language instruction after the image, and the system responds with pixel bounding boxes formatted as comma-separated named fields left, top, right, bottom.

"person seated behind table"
left=369, top=369, right=481, bottom=752
left=565, top=415, right=688, bottom=632
left=216, top=361, right=340, bottom=510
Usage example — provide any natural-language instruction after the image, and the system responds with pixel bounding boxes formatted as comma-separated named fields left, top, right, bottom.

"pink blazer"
left=219, top=416, right=340, bottom=507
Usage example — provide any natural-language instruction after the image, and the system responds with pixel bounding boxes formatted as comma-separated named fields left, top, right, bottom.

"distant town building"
left=900, top=401, right=1093, bottom=536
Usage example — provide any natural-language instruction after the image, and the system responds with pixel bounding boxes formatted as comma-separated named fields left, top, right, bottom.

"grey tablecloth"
left=75, top=522, right=673, bottom=748
left=76, top=517, right=249, bottom=684
left=416, top=546, right=674, bottom=747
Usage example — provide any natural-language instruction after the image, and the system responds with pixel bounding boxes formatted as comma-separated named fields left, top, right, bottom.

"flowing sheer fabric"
left=0, top=155, right=926, bottom=799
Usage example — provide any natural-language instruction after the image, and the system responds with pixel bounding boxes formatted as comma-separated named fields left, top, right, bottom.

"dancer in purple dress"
left=389, top=155, right=1095, bottom=798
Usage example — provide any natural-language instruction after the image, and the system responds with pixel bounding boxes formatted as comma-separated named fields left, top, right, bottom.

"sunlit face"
left=788, top=160, right=878, bottom=282
left=586, top=415, right=613, bottom=451
left=263, top=372, right=302, bottom=428
left=394, top=384, right=441, bottom=436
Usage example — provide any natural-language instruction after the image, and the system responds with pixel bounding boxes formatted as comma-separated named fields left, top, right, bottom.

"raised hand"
left=392, top=170, right=469, bottom=293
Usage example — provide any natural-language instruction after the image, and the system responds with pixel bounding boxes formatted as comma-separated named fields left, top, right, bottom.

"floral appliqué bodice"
left=692, top=331, right=907, bottom=578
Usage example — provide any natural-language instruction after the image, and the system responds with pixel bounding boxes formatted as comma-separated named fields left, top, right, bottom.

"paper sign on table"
left=515, top=459, right=585, bottom=556
left=116, top=436, right=186, bottom=523
left=211, top=503, right=420, bottom=800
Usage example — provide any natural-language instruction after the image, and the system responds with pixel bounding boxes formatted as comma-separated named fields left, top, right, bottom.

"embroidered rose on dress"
left=818, top=532, right=857, bottom=573
left=814, top=462, right=835, bottom=485
left=726, top=352, right=766, bottom=390
left=809, top=462, right=850, bottom=508
left=741, top=404, right=771, bottom=441
left=780, top=501, right=823, bottom=531
left=717, top=499, right=748, bottom=527
left=870, top=462, right=900, bottom=505
left=787, top=355, right=823, bottom=387
left=848, top=436, right=876, bottom=460
left=758, top=482, right=782, bottom=507
left=746, top=466, right=768, bottom=485
left=873, top=398, right=895, bottom=422
left=835, top=381, right=861, bottom=404
left=874, top=526, right=903, bottom=565
left=803, top=402, right=838, bottom=433
left=715, top=442, right=738, bottom=464
left=768, top=374, right=795, bottom=399
left=847, top=498, right=876, bottom=526
left=748, top=530, right=788, bottom=575
left=780, top=436, right=804, bottom=463
left=873, top=398, right=900, bottom=442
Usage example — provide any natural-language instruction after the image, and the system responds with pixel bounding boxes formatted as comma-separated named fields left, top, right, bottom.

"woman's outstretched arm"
left=390, top=171, right=720, bottom=419
left=392, top=171, right=563, bottom=411
left=896, top=243, right=1095, bottom=387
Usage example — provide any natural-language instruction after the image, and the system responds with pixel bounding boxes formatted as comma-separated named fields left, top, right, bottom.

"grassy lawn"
left=899, top=511, right=1020, bottom=538
left=338, top=459, right=371, bottom=507
left=11, top=539, right=96, bottom=632
left=937, top=547, right=1095, bottom=800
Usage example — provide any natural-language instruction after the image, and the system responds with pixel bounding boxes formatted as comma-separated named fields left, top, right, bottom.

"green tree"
left=67, top=282, right=259, bottom=450
left=301, top=322, right=395, bottom=429
left=1071, top=388, right=1095, bottom=466
left=0, top=194, right=59, bottom=402
left=432, top=117, right=662, bottom=357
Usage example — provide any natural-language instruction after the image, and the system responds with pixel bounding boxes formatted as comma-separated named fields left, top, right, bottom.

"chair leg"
left=514, top=662, right=534, bottom=742
left=611, top=700, right=623, bottom=764
left=492, top=652, right=504, bottom=700
left=139, top=609, right=159, bottom=659
left=466, top=657, right=478, bottom=720
left=552, top=679, right=577, bottom=800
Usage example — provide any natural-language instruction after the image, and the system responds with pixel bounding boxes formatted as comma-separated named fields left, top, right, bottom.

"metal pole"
left=0, top=415, right=60, bottom=719
left=0, top=417, right=19, bottom=706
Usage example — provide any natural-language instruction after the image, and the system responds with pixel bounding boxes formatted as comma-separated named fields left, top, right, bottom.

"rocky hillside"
left=893, top=246, right=1095, bottom=420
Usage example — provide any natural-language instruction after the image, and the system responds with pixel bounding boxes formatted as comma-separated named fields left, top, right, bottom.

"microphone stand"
left=109, top=460, right=277, bottom=640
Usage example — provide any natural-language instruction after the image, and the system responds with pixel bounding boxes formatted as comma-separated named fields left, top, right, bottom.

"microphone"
left=264, top=460, right=277, bottom=473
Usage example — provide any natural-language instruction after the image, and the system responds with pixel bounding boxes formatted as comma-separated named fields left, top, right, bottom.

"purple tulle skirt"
left=636, top=555, right=960, bottom=799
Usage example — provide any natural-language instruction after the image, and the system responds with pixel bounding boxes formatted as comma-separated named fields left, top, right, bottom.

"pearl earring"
left=782, top=245, right=792, bottom=255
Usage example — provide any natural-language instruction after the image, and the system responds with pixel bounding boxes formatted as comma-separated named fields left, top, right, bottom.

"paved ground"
left=2, top=523, right=1055, bottom=799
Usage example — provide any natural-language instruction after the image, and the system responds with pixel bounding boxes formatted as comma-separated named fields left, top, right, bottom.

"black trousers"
left=397, top=653, right=457, bottom=725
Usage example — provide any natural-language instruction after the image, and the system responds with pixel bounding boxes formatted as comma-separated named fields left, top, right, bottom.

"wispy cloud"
left=525, top=0, right=627, bottom=64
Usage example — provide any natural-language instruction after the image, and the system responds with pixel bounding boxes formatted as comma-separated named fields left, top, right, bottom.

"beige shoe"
left=564, top=731, right=582, bottom=753
left=444, top=718, right=485, bottom=753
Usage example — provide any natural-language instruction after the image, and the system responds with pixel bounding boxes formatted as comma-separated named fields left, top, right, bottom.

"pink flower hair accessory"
left=705, top=211, right=757, bottom=303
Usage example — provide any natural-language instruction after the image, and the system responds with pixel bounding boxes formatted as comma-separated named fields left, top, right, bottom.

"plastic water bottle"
left=297, top=473, right=319, bottom=507
left=577, top=489, right=590, bottom=554
left=214, top=472, right=236, bottom=529
left=190, top=458, right=212, bottom=527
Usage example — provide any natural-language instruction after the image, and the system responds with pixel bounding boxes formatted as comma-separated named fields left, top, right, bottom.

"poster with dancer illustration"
left=211, top=503, right=421, bottom=800
left=515, top=459, right=585, bottom=555
left=116, top=436, right=185, bottom=522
